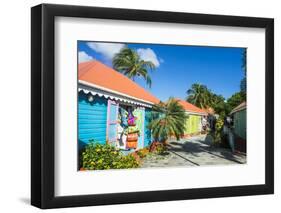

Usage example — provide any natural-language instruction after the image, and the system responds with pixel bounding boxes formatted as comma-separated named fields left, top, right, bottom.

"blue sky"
left=78, top=41, right=245, bottom=101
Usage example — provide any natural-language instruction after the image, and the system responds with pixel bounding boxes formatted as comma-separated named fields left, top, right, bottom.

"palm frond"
left=149, top=98, right=187, bottom=142
left=112, top=47, right=157, bottom=87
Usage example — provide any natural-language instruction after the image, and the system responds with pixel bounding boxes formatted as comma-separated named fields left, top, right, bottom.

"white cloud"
left=137, top=48, right=161, bottom=67
left=78, top=51, right=94, bottom=63
left=87, top=42, right=125, bottom=59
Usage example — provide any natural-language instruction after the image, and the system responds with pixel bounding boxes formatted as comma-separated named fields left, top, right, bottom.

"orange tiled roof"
left=176, top=99, right=207, bottom=115
left=79, top=60, right=160, bottom=104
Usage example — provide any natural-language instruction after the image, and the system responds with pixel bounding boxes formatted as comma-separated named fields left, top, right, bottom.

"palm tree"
left=210, top=94, right=226, bottom=117
left=186, top=83, right=212, bottom=108
left=113, top=47, right=156, bottom=87
left=148, top=98, right=187, bottom=142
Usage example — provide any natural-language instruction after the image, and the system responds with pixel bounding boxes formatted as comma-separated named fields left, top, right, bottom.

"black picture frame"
left=31, top=3, right=274, bottom=209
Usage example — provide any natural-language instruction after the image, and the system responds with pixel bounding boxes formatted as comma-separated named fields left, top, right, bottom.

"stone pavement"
left=140, top=135, right=246, bottom=168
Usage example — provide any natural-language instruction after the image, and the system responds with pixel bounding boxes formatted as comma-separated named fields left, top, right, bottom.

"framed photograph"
left=31, top=4, right=274, bottom=209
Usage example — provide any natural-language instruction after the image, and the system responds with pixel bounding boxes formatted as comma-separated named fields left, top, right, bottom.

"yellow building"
left=177, top=99, right=208, bottom=137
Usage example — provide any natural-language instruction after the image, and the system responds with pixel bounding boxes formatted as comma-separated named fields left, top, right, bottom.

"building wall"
left=78, top=91, right=153, bottom=150
left=185, top=114, right=201, bottom=135
left=233, top=109, right=246, bottom=140
left=133, top=107, right=145, bottom=149
left=78, top=92, right=108, bottom=148
left=144, top=108, right=152, bottom=147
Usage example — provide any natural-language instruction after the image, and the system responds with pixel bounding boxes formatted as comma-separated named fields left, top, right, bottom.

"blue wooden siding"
left=144, top=108, right=152, bottom=147
left=78, top=92, right=108, bottom=149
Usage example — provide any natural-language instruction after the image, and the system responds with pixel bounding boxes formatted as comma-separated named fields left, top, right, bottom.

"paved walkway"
left=140, top=135, right=246, bottom=168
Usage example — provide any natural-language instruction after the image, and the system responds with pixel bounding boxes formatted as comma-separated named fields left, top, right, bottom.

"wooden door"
left=107, top=100, right=119, bottom=146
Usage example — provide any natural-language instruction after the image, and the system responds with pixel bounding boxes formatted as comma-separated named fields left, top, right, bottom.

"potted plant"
left=125, top=126, right=139, bottom=149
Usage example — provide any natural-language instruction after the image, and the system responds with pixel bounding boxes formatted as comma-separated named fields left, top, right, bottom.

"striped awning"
left=78, top=83, right=153, bottom=108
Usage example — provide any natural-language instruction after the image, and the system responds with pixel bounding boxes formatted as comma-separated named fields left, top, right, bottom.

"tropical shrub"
left=226, top=92, right=246, bottom=113
left=81, top=141, right=139, bottom=170
left=149, top=142, right=167, bottom=154
left=213, top=118, right=224, bottom=144
left=148, top=98, right=187, bottom=141
left=116, top=154, right=140, bottom=169
left=136, top=148, right=150, bottom=158
left=155, top=143, right=167, bottom=154
left=186, top=83, right=229, bottom=117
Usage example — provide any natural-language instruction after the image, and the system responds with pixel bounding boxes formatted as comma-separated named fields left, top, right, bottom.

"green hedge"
left=81, top=141, right=139, bottom=170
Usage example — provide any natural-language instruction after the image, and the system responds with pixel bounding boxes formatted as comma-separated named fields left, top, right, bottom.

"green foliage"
left=186, top=83, right=228, bottom=117
left=186, top=83, right=213, bottom=109
left=124, top=126, right=139, bottom=135
left=184, top=50, right=247, bottom=117
left=240, top=49, right=247, bottom=93
left=113, top=47, right=156, bottom=88
left=149, top=142, right=167, bottom=155
left=186, top=82, right=247, bottom=118
left=240, top=77, right=246, bottom=94
left=210, top=94, right=227, bottom=118
left=148, top=98, right=187, bottom=141
left=213, top=118, right=224, bottom=143
left=81, top=141, right=139, bottom=170
left=226, top=92, right=246, bottom=113
left=154, top=143, right=167, bottom=154
left=117, top=154, right=140, bottom=169
left=137, top=148, right=150, bottom=158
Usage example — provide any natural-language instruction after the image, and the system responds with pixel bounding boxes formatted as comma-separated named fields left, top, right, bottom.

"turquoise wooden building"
left=78, top=60, right=159, bottom=151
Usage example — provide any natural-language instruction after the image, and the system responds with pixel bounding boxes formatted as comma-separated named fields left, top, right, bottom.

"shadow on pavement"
left=168, top=135, right=245, bottom=164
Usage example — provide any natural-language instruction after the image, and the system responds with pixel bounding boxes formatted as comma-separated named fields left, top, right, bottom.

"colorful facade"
left=185, top=115, right=202, bottom=135
left=78, top=61, right=159, bottom=151
left=176, top=99, right=208, bottom=137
